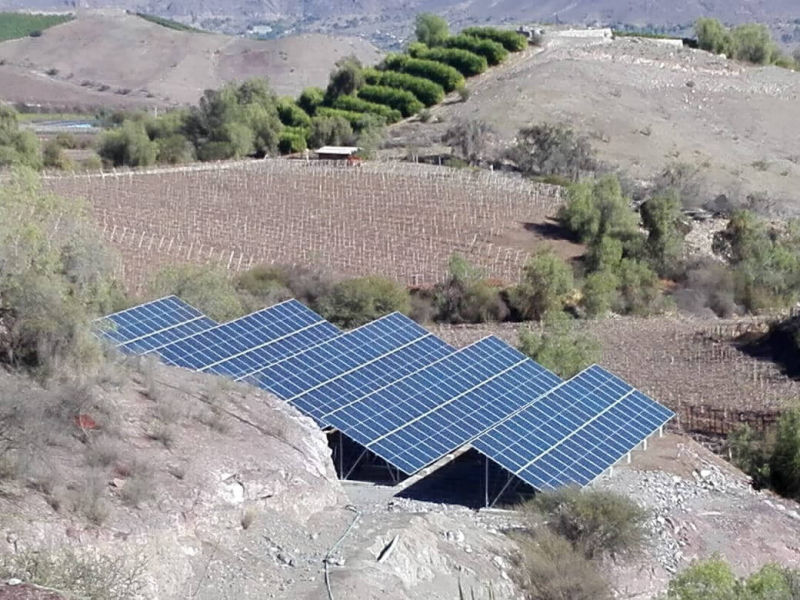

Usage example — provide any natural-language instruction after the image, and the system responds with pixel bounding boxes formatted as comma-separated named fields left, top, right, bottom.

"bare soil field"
left=44, top=160, right=569, bottom=292
left=390, top=33, right=800, bottom=215
left=430, top=316, right=800, bottom=417
left=0, top=10, right=382, bottom=109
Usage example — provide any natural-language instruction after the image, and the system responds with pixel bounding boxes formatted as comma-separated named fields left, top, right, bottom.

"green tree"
left=0, top=105, right=41, bottom=169
left=97, top=120, right=158, bottom=167
left=511, top=250, right=575, bottom=320
left=0, top=169, right=120, bottom=369
left=433, top=254, right=508, bottom=323
left=641, top=191, right=685, bottom=276
left=297, top=87, right=325, bottom=116
left=667, top=557, right=740, bottom=600
left=731, top=24, right=778, bottom=65
left=325, top=55, right=365, bottom=102
left=42, top=138, right=73, bottom=170
left=615, top=258, right=663, bottom=315
left=308, top=115, right=354, bottom=148
left=414, top=13, right=449, bottom=47
left=743, top=564, right=800, bottom=599
left=580, top=270, right=619, bottom=318
left=518, top=311, right=600, bottom=378
left=148, top=265, right=244, bottom=322
left=695, top=18, right=733, bottom=55
left=769, top=408, right=800, bottom=499
left=586, top=235, right=624, bottom=273
left=320, top=276, right=411, bottom=328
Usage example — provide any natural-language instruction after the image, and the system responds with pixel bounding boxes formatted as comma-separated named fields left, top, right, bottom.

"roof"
left=315, top=146, right=360, bottom=155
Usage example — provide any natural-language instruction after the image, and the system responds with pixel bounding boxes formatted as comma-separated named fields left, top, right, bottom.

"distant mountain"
left=1, top=1, right=798, bottom=47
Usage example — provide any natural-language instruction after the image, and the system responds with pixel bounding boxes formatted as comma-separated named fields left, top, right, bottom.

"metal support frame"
left=344, top=448, right=368, bottom=480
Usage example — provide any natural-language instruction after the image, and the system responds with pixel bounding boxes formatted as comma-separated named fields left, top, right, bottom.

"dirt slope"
left=0, top=10, right=382, bottom=108
left=390, top=33, right=800, bottom=215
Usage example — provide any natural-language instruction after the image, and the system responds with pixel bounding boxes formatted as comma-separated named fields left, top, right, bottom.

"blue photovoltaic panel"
left=367, top=357, right=562, bottom=474
left=152, top=300, right=339, bottom=371
left=119, top=316, right=218, bottom=354
left=239, top=312, right=448, bottom=400
left=473, top=365, right=675, bottom=491
left=94, top=296, right=212, bottom=349
left=324, top=336, right=561, bottom=473
left=287, top=333, right=455, bottom=422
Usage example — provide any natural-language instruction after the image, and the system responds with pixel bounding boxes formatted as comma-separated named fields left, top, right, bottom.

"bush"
left=461, top=26, right=528, bottom=52
left=297, top=86, right=325, bottom=116
left=526, top=487, right=646, bottom=559
left=383, top=54, right=465, bottom=92
left=433, top=255, right=509, bottom=323
left=615, top=258, right=664, bottom=315
left=234, top=265, right=293, bottom=311
left=278, top=129, right=307, bottom=154
left=42, top=138, right=73, bottom=170
left=517, top=311, right=600, bottom=378
left=510, top=249, right=574, bottom=320
left=308, top=114, right=355, bottom=148
left=357, top=84, right=424, bottom=118
left=97, top=120, right=158, bottom=167
left=411, top=45, right=488, bottom=77
left=0, top=169, right=120, bottom=370
left=445, top=34, right=509, bottom=65
left=415, top=12, right=449, bottom=47
left=514, top=529, right=611, bottom=600
left=695, top=18, right=733, bottom=55
left=148, top=264, right=244, bottom=322
left=319, top=276, right=411, bottom=328
left=443, top=119, right=493, bottom=165
left=730, top=24, right=779, bottom=65
left=314, top=107, right=365, bottom=131
left=580, top=270, right=619, bottom=318
left=640, top=191, right=686, bottom=277
left=277, top=98, right=312, bottom=128
left=333, top=94, right=402, bottom=122
left=667, top=557, right=740, bottom=600
left=325, top=55, right=365, bottom=102
left=769, top=408, right=800, bottom=499
left=373, top=70, right=445, bottom=106
left=507, top=123, right=597, bottom=181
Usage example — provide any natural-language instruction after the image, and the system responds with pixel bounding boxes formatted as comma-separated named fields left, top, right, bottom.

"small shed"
left=315, top=146, right=361, bottom=160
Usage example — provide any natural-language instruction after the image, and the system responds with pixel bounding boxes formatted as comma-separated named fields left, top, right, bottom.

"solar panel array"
left=95, top=296, right=675, bottom=492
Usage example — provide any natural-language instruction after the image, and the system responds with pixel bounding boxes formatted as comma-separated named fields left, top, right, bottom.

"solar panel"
left=473, top=365, right=675, bottom=491
left=94, top=296, right=214, bottom=351
left=324, top=336, right=562, bottom=474
left=119, top=316, right=218, bottom=354
left=151, top=300, right=339, bottom=371
left=239, top=312, right=452, bottom=402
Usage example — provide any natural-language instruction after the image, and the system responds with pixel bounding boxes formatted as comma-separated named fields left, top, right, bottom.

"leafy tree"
left=42, top=138, right=72, bottom=170
left=433, top=254, right=508, bottom=323
left=382, top=54, right=465, bottom=92
left=148, top=265, right=244, bottom=322
left=731, top=24, right=778, bottom=65
left=640, top=191, right=686, bottom=276
left=461, top=27, right=528, bottom=52
left=297, top=87, right=325, bottom=116
left=695, top=18, right=733, bottom=55
left=235, top=265, right=293, bottom=312
left=415, top=13, right=449, bottom=47
left=585, top=235, right=624, bottom=273
left=320, top=276, right=411, bottom=328
left=443, top=119, right=493, bottom=165
left=357, top=85, right=423, bottom=117
left=743, top=563, right=800, bottom=599
left=510, top=249, right=574, bottom=320
left=277, top=98, right=312, bottom=128
left=517, top=311, right=600, bottom=378
left=444, top=35, right=508, bottom=65
left=615, top=258, right=663, bottom=315
left=666, top=557, right=740, bottom=600
left=580, top=270, right=619, bottom=318
left=769, top=408, right=800, bottom=499
left=0, top=105, right=41, bottom=169
left=97, top=120, right=158, bottom=167
left=308, top=115, right=354, bottom=148
left=325, top=55, right=365, bottom=102
left=558, top=175, right=639, bottom=246
left=0, top=169, right=120, bottom=370
left=506, top=123, right=597, bottom=181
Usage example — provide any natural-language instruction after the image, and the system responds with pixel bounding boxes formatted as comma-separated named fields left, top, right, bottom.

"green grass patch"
left=0, top=12, right=73, bottom=42
left=135, top=13, right=204, bottom=33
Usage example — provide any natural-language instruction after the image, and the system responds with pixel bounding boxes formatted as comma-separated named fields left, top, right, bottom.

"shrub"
left=727, top=425, right=771, bottom=489
left=695, top=18, right=733, bottom=55
left=357, top=84, right=424, bottom=117
left=155, top=134, right=194, bottom=164
left=526, top=487, right=646, bottom=559
left=730, top=23, right=778, bottom=65
left=308, top=114, right=355, bottom=147
left=433, top=254, right=509, bottom=323
left=314, top=107, right=365, bottom=131
left=461, top=26, right=528, bottom=52
left=580, top=270, right=619, bottom=318
left=769, top=408, right=800, bottom=499
left=374, top=70, right=445, bottom=106
left=278, top=129, right=307, bottom=154
left=518, top=311, right=600, bottom=378
left=411, top=45, right=488, bottom=76
left=415, top=12, right=449, bottom=47
left=443, top=119, right=493, bottom=165
left=514, top=529, right=611, bottom=600
left=510, top=249, right=574, bottom=320
left=42, top=138, right=73, bottom=170
left=615, top=258, right=664, bottom=315
left=507, top=123, right=597, bottom=182
left=445, top=34, right=508, bottom=65
left=297, top=86, right=325, bottom=116
left=235, top=265, right=293, bottom=310
left=97, top=120, right=158, bottom=167
left=333, top=94, right=402, bottom=122
left=277, top=98, right=312, bottom=128
left=325, top=55, right=365, bottom=102
left=640, top=191, right=686, bottom=277
left=320, top=276, right=411, bottom=328
left=383, top=54, right=465, bottom=92
left=148, top=264, right=244, bottom=322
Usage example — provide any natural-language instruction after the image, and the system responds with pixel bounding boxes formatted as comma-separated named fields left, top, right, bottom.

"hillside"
left=0, top=1, right=798, bottom=45
left=0, top=10, right=382, bottom=109
left=389, top=32, right=800, bottom=215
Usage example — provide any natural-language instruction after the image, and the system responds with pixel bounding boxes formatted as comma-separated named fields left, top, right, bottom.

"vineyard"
left=430, top=316, right=800, bottom=420
left=44, top=160, right=565, bottom=293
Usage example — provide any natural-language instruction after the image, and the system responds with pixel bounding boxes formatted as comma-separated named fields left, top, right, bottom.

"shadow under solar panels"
left=151, top=299, right=340, bottom=371
left=239, top=312, right=454, bottom=404
left=94, top=295, right=216, bottom=353
left=473, top=365, right=675, bottom=491
left=324, top=336, right=562, bottom=475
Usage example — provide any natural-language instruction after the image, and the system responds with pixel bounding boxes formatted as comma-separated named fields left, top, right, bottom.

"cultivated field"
left=45, top=160, right=568, bottom=292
